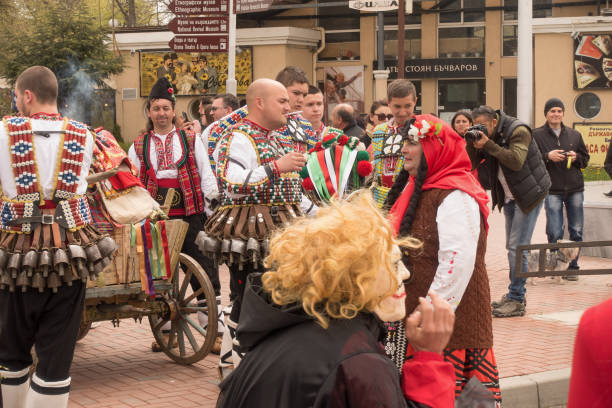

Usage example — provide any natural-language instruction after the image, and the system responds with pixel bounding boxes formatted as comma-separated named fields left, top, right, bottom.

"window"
left=439, top=0, right=485, bottom=24
left=503, top=78, right=517, bottom=117
left=438, top=79, right=486, bottom=122
left=439, top=26, right=485, bottom=57
left=382, top=29, right=421, bottom=59
left=383, top=4, right=422, bottom=25
left=503, top=0, right=552, bottom=56
left=318, top=0, right=360, bottom=60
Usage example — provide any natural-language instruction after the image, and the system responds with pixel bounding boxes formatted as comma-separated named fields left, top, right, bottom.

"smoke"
left=57, top=60, right=98, bottom=124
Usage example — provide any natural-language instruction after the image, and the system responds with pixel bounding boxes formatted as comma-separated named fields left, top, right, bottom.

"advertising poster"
left=573, top=34, right=612, bottom=89
left=573, top=123, right=612, bottom=167
left=139, top=49, right=252, bottom=97
left=324, top=66, right=365, bottom=122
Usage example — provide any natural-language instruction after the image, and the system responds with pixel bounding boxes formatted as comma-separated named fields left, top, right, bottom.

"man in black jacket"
left=533, top=98, right=590, bottom=280
left=331, top=103, right=368, bottom=146
left=467, top=106, right=551, bottom=318
left=605, top=139, right=612, bottom=197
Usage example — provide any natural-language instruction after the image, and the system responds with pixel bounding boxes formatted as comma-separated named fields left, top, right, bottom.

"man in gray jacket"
left=467, top=106, right=551, bottom=317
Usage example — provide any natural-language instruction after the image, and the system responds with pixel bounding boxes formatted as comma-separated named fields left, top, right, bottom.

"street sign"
left=169, top=35, right=228, bottom=52
left=168, top=0, right=229, bottom=15
left=348, top=0, right=412, bottom=13
left=169, top=16, right=229, bottom=35
left=236, top=0, right=274, bottom=14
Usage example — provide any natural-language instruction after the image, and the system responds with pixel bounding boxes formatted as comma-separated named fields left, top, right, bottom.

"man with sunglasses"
left=371, top=79, right=418, bottom=208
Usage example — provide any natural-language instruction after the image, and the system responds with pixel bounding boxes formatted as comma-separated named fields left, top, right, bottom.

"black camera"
left=464, top=124, right=488, bottom=143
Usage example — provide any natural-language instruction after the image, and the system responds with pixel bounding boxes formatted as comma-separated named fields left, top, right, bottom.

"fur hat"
left=148, top=77, right=175, bottom=103
left=544, top=98, right=564, bottom=116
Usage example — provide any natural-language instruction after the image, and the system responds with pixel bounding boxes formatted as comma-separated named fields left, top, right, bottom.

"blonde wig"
left=262, top=190, right=421, bottom=328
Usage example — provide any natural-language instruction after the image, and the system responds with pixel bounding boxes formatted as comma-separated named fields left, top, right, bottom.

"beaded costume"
left=371, top=121, right=406, bottom=208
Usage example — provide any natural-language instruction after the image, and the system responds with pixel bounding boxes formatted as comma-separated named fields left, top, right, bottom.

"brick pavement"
left=62, top=202, right=611, bottom=407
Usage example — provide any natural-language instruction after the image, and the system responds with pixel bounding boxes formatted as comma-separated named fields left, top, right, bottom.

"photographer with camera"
left=533, top=98, right=589, bottom=281
left=466, top=106, right=551, bottom=318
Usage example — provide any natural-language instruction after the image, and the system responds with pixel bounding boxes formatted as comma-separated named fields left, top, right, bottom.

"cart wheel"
left=77, top=322, right=92, bottom=341
left=149, top=253, right=218, bottom=365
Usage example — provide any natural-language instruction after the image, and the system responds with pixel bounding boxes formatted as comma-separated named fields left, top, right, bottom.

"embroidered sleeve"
left=127, top=144, right=141, bottom=171
left=218, top=131, right=273, bottom=195
left=193, top=134, right=219, bottom=201
left=76, top=130, right=95, bottom=195
left=427, top=190, right=480, bottom=310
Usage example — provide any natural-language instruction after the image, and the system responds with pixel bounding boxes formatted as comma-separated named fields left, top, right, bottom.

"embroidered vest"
left=216, top=121, right=302, bottom=208
left=208, top=106, right=248, bottom=172
left=371, top=122, right=405, bottom=208
left=133, top=130, right=204, bottom=216
left=0, top=117, right=93, bottom=233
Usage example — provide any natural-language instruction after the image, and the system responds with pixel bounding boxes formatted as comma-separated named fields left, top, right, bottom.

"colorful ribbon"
left=159, top=220, right=172, bottom=280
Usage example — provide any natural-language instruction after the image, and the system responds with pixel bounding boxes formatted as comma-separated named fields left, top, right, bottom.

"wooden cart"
left=77, top=219, right=218, bottom=365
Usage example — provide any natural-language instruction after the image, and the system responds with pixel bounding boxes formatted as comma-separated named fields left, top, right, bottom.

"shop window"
left=503, top=78, right=517, bottom=117
left=439, top=0, right=485, bottom=24
left=318, top=0, right=360, bottom=61
left=575, top=92, right=601, bottom=119
left=383, top=4, right=422, bottom=25
left=439, top=26, right=485, bottom=58
left=438, top=79, right=486, bottom=123
left=382, top=29, right=421, bottom=59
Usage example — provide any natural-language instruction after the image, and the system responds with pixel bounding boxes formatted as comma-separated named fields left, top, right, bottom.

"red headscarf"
left=388, top=114, right=490, bottom=235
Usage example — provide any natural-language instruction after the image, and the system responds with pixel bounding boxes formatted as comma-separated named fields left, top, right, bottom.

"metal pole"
left=397, top=0, right=405, bottom=78
left=517, top=0, right=532, bottom=125
left=226, top=0, right=238, bottom=96
left=377, top=12, right=384, bottom=70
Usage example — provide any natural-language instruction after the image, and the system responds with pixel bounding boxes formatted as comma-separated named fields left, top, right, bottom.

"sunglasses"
left=376, top=113, right=394, bottom=121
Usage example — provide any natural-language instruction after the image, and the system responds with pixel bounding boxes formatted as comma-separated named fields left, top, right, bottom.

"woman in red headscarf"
left=384, top=114, right=501, bottom=406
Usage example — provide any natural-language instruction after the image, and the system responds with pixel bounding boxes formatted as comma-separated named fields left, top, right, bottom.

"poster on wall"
left=573, top=34, right=612, bottom=89
left=324, top=66, right=365, bottom=123
left=139, top=49, right=253, bottom=97
left=573, top=123, right=612, bottom=167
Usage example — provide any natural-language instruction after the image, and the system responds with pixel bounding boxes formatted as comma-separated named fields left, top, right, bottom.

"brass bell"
left=47, top=272, right=61, bottom=293
left=261, top=238, right=270, bottom=258
left=7, top=253, right=22, bottom=279
left=246, top=238, right=260, bottom=265
left=53, top=248, right=70, bottom=277
left=100, top=257, right=111, bottom=269
left=0, top=270, right=12, bottom=291
left=22, top=250, right=38, bottom=278
left=195, top=231, right=208, bottom=254
left=77, top=259, right=88, bottom=282
left=85, top=244, right=103, bottom=264
left=32, top=272, right=45, bottom=292
left=16, top=270, right=30, bottom=292
left=231, top=239, right=246, bottom=270
left=0, top=248, right=8, bottom=268
left=97, top=236, right=117, bottom=258
left=68, top=244, right=87, bottom=262
left=38, top=250, right=52, bottom=277
left=221, top=239, right=231, bottom=264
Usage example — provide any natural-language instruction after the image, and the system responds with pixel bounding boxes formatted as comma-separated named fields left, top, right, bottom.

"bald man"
left=199, top=79, right=316, bottom=379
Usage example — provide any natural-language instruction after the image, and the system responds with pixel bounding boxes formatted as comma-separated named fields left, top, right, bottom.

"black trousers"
left=228, top=262, right=263, bottom=323
left=172, top=213, right=220, bottom=298
left=0, top=281, right=86, bottom=382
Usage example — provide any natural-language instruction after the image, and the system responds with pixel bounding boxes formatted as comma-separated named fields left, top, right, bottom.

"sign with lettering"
left=348, top=0, right=412, bottom=13
left=573, top=123, right=612, bottom=167
left=168, top=0, right=229, bottom=15
left=169, top=35, right=228, bottom=53
left=236, top=0, right=274, bottom=13
left=169, top=17, right=229, bottom=34
left=378, top=58, right=485, bottom=79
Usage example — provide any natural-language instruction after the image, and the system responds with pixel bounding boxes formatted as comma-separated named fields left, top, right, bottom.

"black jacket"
left=343, top=122, right=369, bottom=147
left=533, top=123, right=590, bottom=195
left=216, top=274, right=430, bottom=408
left=605, top=140, right=612, bottom=179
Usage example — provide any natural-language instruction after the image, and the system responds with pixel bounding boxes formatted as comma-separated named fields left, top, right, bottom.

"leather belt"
left=6, top=208, right=69, bottom=229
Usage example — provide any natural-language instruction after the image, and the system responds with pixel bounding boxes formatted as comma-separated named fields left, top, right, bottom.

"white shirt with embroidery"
left=427, top=190, right=481, bottom=310
left=0, top=118, right=93, bottom=199
left=127, top=127, right=219, bottom=214
left=213, top=130, right=317, bottom=216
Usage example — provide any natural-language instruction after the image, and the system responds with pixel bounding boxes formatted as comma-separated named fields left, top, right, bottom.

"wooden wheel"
left=149, top=253, right=218, bottom=365
left=76, top=321, right=92, bottom=341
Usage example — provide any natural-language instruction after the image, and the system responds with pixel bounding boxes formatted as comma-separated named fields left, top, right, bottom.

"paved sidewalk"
left=65, top=190, right=611, bottom=407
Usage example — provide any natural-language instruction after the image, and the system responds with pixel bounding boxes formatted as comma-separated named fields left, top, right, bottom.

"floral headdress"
left=405, top=118, right=444, bottom=145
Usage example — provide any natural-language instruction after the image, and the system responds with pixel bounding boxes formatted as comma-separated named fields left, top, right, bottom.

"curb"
left=500, top=367, right=570, bottom=408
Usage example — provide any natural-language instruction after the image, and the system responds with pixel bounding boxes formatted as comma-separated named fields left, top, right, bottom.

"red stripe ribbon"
left=159, top=220, right=172, bottom=280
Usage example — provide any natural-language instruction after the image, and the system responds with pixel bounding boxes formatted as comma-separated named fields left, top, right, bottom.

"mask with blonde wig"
left=261, top=191, right=421, bottom=328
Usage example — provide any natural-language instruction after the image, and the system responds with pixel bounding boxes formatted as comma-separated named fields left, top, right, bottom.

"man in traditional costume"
left=0, top=66, right=116, bottom=408
left=371, top=79, right=418, bottom=208
left=127, top=77, right=223, bottom=353
left=197, top=78, right=317, bottom=379
left=385, top=114, right=501, bottom=405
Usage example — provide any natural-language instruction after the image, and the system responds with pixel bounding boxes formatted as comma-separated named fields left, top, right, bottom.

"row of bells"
left=0, top=236, right=117, bottom=293
left=196, top=232, right=270, bottom=270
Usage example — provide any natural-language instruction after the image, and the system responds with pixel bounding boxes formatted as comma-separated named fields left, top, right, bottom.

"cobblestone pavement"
left=65, top=202, right=611, bottom=407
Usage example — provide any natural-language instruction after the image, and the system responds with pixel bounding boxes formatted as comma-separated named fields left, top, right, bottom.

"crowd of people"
left=0, top=64, right=610, bottom=408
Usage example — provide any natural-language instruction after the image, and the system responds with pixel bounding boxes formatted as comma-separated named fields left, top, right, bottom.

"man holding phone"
left=533, top=98, right=590, bottom=281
